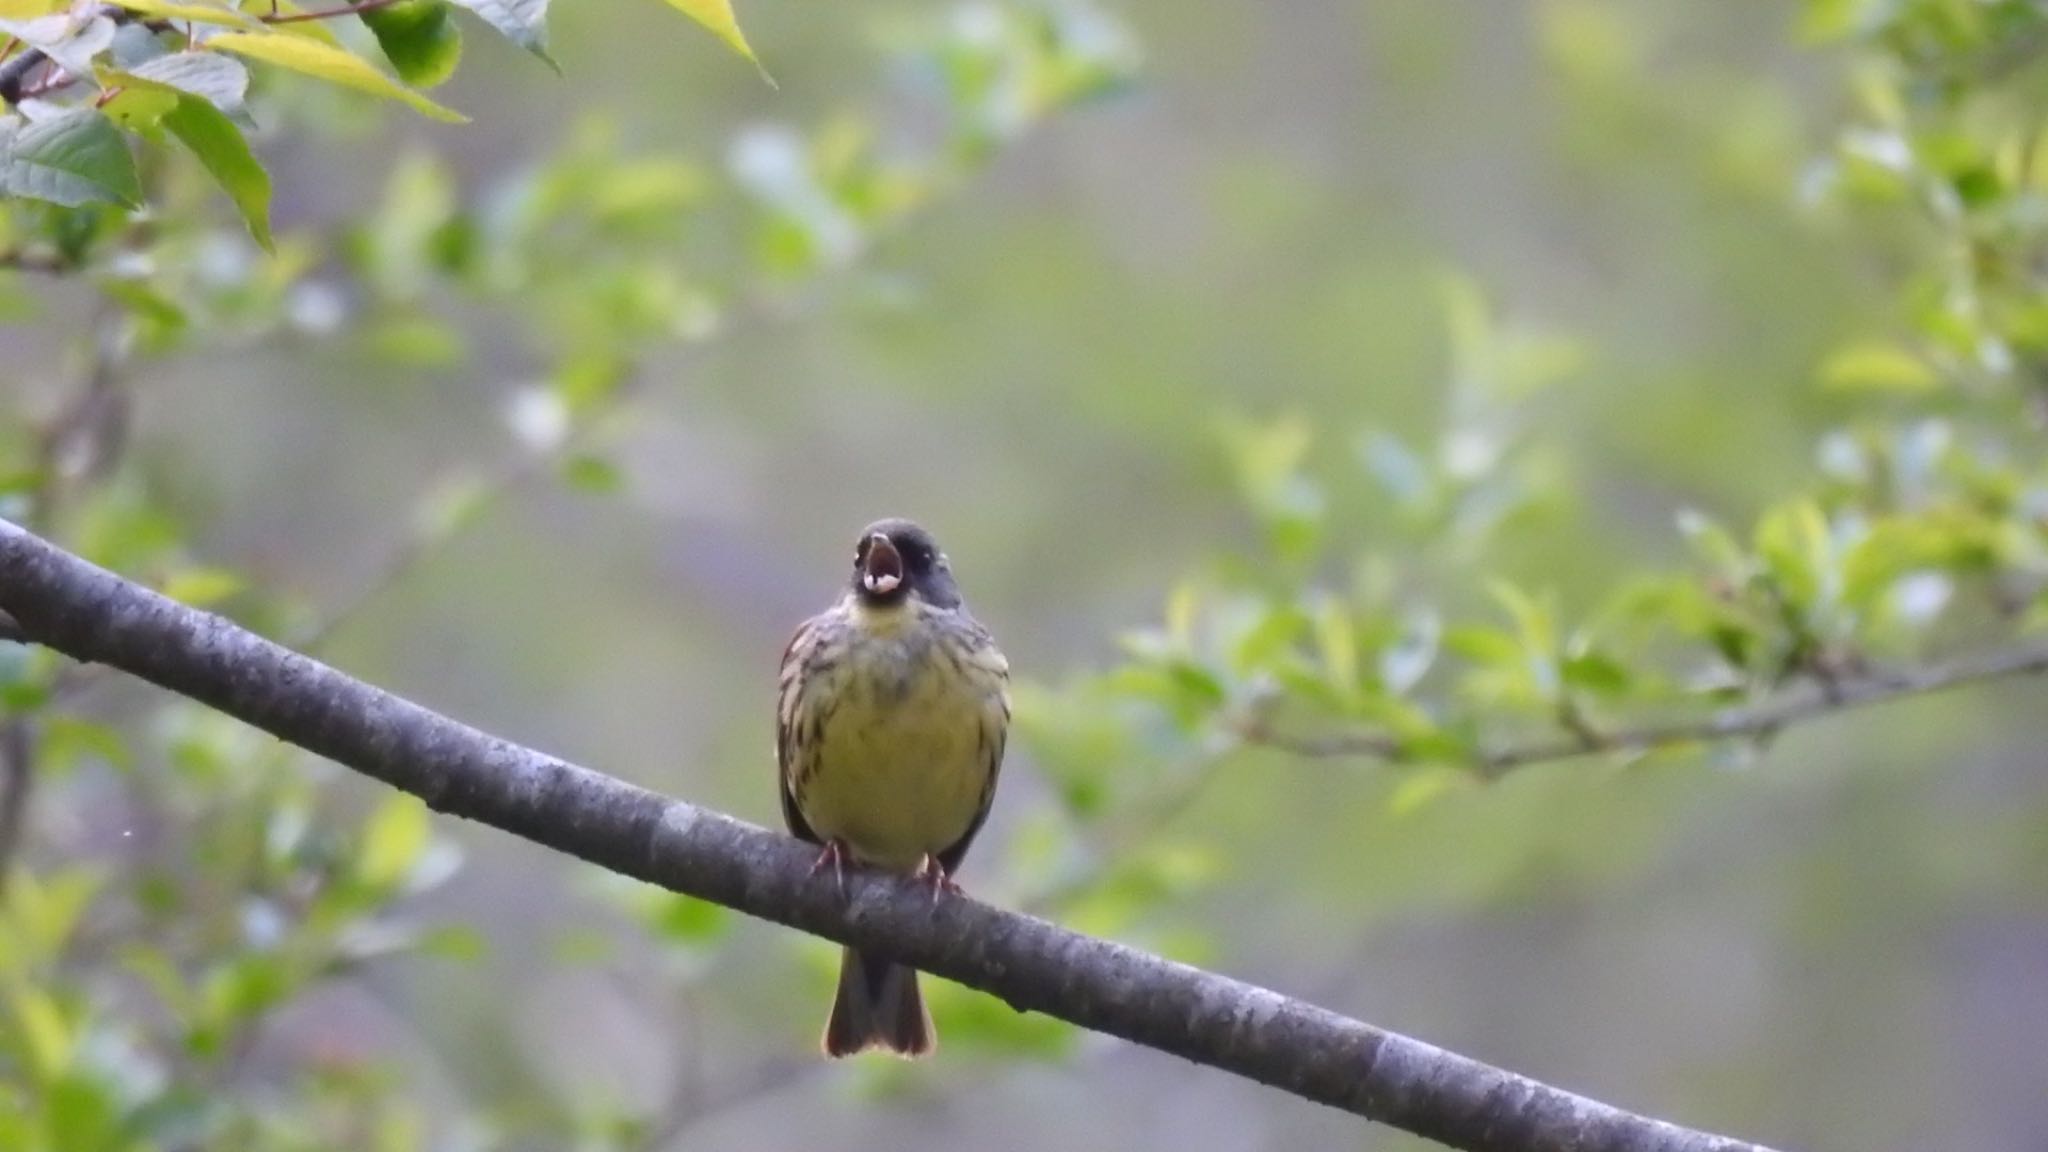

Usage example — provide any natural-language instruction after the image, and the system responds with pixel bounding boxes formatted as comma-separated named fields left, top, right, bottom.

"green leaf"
left=1753, top=500, right=1833, bottom=611
left=561, top=454, right=621, bottom=493
left=99, top=84, right=180, bottom=132
left=159, top=563, right=247, bottom=606
left=105, top=0, right=257, bottom=27
left=921, top=982, right=1075, bottom=1058
left=649, top=892, right=728, bottom=944
left=208, top=32, right=466, bottom=122
left=1819, top=340, right=1939, bottom=394
left=417, top=923, right=488, bottom=961
left=0, top=109, right=141, bottom=208
left=1561, top=648, right=1631, bottom=695
left=45, top=1074, right=119, bottom=1152
left=200, top=952, right=293, bottom=1029
left=1387, top=767, right=1466, bottom=816
left=41, top=716, right=130, bottom=773
left=9, top=987, right=72, bottom=1079
left=98, top=276, right=187, bottom=333
left=1312, top=595, right=1360, bottom=697
left=361, top=0, right=463, bottom=89
left=0, top=868, right=103, bottom=964
left=161, top=91, right=272, bottom=250
left=446, top=0, right=552, bottom=66
left=367, top=314, right=466, bottom=365
left=1486, top=580, right=1562, bottom=701
left=357, top=793, right=431, bottom=889
left=655, top=0, right=766, bottom=75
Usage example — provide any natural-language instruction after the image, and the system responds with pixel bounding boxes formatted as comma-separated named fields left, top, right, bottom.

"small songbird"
left=776, top=518, right=1011, bottom=1058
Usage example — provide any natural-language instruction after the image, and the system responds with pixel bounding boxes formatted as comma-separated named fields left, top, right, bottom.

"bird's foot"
left=915, top=854, right=962, bottom=905
left=808, top=838, right=852, bottom=900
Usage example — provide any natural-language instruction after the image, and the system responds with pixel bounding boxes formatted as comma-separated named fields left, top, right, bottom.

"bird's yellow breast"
left=791, top=600, right=1003, bottom=872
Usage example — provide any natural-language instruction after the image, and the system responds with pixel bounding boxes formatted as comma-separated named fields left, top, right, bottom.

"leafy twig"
left=1246, top=641, right=2048, bottom=774
left=0, top=0, right=409, bottom=106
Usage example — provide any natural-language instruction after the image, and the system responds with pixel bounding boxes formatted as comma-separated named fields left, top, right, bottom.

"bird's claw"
left=916, top=854, right=962, bottom=905
left=809, top=839, right=851, bottom=900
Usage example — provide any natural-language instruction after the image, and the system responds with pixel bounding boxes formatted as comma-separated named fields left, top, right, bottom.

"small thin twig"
left=261, top=0, right=405, bottom=24
left=1250, top=641, right=2048, bottom=774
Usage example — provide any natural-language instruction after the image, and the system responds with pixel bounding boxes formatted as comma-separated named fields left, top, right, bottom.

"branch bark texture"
left=0, top=519, right=1781, bottom=1152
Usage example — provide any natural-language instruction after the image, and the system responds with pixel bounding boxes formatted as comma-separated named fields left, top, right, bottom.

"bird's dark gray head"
left=850, top=518, right=961, bottom=610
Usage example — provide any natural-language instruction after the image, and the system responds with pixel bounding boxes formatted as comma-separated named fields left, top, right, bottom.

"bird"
left=776, top=518, right=1011, bottom=1058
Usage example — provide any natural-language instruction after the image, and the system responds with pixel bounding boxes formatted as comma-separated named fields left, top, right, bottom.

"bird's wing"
left=776, top=612, right=828, bottom=845
left=938, top=617, right=1010, bottom=875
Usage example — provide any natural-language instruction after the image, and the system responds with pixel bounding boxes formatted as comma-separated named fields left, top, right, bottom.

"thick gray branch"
left=0, top=519, right=1780, bottom=1152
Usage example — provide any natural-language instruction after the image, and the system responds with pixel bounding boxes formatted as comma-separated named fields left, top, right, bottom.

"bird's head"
left=850, top=519, right=960, bottom=610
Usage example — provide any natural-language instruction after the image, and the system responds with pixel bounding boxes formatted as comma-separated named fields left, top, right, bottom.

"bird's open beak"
left=862, top=533, right=903, bottom=595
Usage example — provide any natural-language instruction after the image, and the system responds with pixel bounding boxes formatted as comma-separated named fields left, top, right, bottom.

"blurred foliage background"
left=5, top=1, right=2048, bottom=1150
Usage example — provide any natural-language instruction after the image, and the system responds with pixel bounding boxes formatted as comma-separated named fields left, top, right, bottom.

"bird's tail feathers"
left=823, top=947, right=933, bottom=1059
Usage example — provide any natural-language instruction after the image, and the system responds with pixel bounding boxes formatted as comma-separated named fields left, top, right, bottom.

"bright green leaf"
left=1313, top=595, right=1359, bottom=697
left=650, top=892, right=728, bottom=944
left=561, top=454, right=621, bottom=493
left=1753, top=500, right=1833, bottom=610
left=2, top=868, right=104, bottom=962
left=656, top=0, right=766, bottom=75
left=418, top=923, right=488, bottom=961
left=361, top=0, right=463, bottom=89
left=201, top=952, right=293, bottom=1027
left=41, top=716, right=130, bottom=773
left=44, top=1074, right=118, bottom=1152
left=98, top=83, right=180, bottom=132
left=1819, top=340, right=1939, bottom=394
left=357, top=792, right=432, bottom=889
left=1387, top=767, right=1466, bottom=816
left=161, top=91, right=273, bottom=250
left=208, top=32, right=467, bottom=122
left=1561, top=648, right=1631, bottom=695
left=105, top=0, right=255, bottom=27
left=160, top=563, right=247, bottom=606
left=367, top=314, right=466, bottom=365
left=9, top=987, right=71, bottom=1079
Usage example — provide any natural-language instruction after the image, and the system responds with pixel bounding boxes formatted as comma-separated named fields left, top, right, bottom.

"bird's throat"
left=848, top=595, right=916, bottom=635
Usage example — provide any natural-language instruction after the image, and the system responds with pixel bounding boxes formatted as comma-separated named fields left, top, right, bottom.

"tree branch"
left=0, top=518, right=1778, bottom=1152
left=1247, top=643, right=2048, bottom=774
